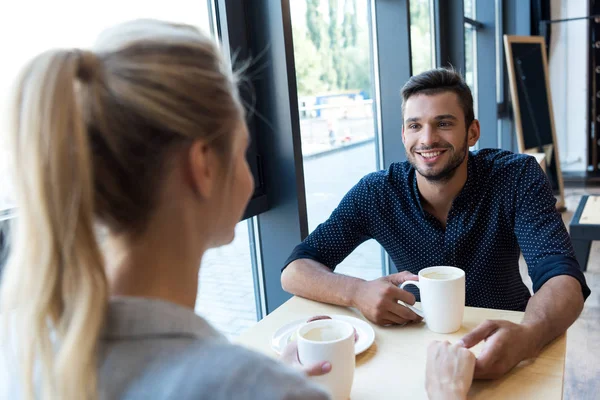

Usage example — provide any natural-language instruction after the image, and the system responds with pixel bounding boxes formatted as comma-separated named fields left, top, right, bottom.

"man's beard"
left=406, top=135, right=468, bottom=183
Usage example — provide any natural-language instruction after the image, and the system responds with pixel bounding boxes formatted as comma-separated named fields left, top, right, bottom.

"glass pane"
left=0, top=1, right=261, bottom=337
left=196, top=220, right=259, bottom=339
left=464, top=24, right=478, bottom=117
left=290, top=0, right=383, bottom=281
left=464, top=0, right=475, bottom=19
left=410, top=0, right=436, bottom=75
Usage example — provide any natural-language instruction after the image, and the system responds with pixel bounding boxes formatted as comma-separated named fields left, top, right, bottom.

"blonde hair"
left=1, top=19, right=244, bottom=400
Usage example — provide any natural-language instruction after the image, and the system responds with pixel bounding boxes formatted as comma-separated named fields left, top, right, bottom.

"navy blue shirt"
left=285, top=149, right=590, bottom=311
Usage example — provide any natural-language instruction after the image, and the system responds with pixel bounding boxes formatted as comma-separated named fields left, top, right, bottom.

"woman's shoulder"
left=187, top=342, right=329, bottom=397
left=104, top=339, right=330, bottom=400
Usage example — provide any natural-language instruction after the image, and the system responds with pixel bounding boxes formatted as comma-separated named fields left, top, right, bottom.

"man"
left=281, top=68, right=590, bottom=379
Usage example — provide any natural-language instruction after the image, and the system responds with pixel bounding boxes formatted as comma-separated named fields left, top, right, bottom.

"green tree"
left=306, top=0, right=324, bottom=50
left=319, top=48, right=337, bottom=91
left=328, top=0, right=345, bottom=89
left=344, top=26, right=372, bottom=97
left=410, top=0, right=434, bottom=75
left=297, top=0, right=372, bottom=94
left=342, top=0, right=357, bottom=48
left=341, top=0, right=359, bottom=89
left=305, top=0, right=335, bottom=89
left=344, top=46, right=370, bottom=96
left=292, top=23, right=327, bottom=96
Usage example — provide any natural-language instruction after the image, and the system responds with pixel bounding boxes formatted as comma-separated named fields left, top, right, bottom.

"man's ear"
left=186, top=140, right=217, bottom=200
left=467, top=120, right=481, bottom=147
left=402, top=125, right=406, bottom=144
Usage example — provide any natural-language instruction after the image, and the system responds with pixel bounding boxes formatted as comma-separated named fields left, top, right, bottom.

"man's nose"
left=419, top=125, right=438, bottom=147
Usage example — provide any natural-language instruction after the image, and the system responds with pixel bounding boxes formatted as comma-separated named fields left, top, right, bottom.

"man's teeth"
left=420, top=151, right=442, bottom=158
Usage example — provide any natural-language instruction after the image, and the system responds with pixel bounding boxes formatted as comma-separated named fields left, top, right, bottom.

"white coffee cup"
left=400, top=266, right=466, bottom=334
left=297, top=319, right=355, bottom=400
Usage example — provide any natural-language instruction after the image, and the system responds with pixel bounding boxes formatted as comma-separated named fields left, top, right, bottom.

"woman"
left=0, top=18, right=475, bottom=400
left=0, top=19, right=329, bottom=400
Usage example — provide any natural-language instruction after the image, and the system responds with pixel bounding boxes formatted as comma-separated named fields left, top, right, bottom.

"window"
left=464, top=23, right=478, bottom=111
left=290, top=0, right=383, bottom=281
left=410, top=0, right=436, bottom=75
left=464, top=0, right=479, bottom=132
left=464, top=0, right=475, bottom=19
left=196, top=220, right=259, bottom=339
left=0, top=0, right=261, bottom=337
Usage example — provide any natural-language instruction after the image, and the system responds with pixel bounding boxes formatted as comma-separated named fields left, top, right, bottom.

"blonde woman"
left=0, top=19, right=330, bottom=400
left=0, top=17, right=483, bottom=400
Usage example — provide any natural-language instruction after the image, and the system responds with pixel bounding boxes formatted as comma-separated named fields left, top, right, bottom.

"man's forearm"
left=522, top=275, right=584, bottom=354
left=281, top=259, right=365, bottom=307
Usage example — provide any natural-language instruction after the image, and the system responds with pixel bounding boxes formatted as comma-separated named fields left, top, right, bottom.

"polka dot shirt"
left=285, top=149, right=590, bottom=311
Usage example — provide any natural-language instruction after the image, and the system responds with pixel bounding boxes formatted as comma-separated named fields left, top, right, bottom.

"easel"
left=504, top=35, right=566, bottom=212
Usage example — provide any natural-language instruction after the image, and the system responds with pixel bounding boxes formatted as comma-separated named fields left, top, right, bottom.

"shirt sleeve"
left=283, top=176, right=373, bottom=271
left=513, top=157, right=591, bottom=300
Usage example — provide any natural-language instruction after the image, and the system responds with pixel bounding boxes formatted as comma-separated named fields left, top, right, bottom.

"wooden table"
left=237, top=297, right=566, bottom=399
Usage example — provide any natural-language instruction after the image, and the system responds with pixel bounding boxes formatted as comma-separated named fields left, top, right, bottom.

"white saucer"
left=271, top=314, right=375, bottom=355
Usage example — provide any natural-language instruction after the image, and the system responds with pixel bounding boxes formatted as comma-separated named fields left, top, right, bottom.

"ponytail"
left=1, top=18, right=245, bottom=400
left=1, top=49, right=107, bottom=400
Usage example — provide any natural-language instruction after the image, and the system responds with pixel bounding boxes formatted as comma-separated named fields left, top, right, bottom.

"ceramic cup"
left=400, top=266, right=466, bottom=333
left=297, top=319, right=355, bottom=400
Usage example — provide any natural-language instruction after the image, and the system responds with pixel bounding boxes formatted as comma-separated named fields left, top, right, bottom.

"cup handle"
left=399, top=281, right=425, bottom=318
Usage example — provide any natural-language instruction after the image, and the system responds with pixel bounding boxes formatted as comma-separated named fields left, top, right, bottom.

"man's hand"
left=280, top=341, right=332, bottom=377
left=460, top=319, right=541, bottom=379
left=426, top=341, right=476, bottom=400
left=351, top=271, right=422, bottom=326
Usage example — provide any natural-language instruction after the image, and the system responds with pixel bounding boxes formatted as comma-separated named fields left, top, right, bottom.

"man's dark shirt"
left=284, top=149, right=590, bottom=311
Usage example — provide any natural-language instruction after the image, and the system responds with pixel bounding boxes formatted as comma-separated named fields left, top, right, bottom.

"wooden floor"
left=559, top=188, right=600, bottom=400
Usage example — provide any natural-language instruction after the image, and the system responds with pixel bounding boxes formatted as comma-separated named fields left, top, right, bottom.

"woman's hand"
left=425, top=340, right=476, bottom=400
left=280, top=341, right=332, bottom=377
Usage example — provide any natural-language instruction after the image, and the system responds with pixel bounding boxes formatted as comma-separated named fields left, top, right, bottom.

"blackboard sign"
left=504, top=35, right=565, bottom=211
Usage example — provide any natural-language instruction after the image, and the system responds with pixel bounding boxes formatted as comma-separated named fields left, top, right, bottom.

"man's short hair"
left=401, top=68, right=475, bottom=128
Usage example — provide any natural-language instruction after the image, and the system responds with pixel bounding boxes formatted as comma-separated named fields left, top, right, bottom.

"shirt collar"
left=410, top=151, right=477, bottom=215
left=101, top=296, right=225, bottom=341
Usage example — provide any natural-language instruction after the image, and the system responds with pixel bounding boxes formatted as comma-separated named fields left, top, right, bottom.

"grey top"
left=1, top=297, right=330, bottom=400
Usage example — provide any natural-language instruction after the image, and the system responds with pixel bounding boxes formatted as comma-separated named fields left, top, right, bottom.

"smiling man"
left=281, top=68, right=590, bottom=379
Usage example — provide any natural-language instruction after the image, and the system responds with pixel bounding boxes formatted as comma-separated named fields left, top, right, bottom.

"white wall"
left=0, top=1, right=212, bottom=210
left=548, top=0, right=588, bottom=171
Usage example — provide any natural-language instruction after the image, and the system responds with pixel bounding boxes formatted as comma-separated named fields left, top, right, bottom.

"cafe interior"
left=0, top=0, right=599, bottom=399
